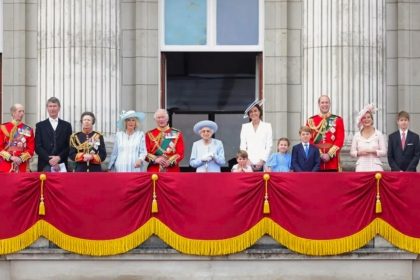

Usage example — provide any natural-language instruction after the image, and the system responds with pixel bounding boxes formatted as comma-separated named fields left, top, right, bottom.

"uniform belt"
left=314, top=143, right=333, bottom=149
left=7, top=146, right=25, bottom=152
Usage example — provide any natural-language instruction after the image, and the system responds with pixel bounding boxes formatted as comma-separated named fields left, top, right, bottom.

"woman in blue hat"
left=108, top=110, right=147, bottom=172
left=190, top=120, right=225, bottom=172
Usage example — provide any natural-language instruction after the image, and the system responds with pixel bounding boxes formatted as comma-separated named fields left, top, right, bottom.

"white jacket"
left=240, top=121, right=273, bottom=164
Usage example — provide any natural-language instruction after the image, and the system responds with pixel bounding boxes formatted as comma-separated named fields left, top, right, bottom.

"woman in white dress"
left=350, top=104, right=387, bottom=172
left=108, top=110, right=147, bottom=172
left=190, top=120, right=225, bottom=172
left=240, top=100, right=272, bottom=171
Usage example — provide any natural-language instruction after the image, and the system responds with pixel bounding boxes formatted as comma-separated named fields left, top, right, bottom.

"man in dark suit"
left=35, top=97, right=73, bottom=172
left=292, top=126, right=320, bottom=172
left=388, top=111, right=420, bottom=172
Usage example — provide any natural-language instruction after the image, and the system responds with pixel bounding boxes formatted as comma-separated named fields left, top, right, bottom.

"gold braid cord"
left=307, top=117, right=327, bottom=143
left=0, top=124, right=9, bottom=137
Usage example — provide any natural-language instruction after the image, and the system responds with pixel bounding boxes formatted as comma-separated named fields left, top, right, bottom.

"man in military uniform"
left=146, top=109, right=184, bottom=172
left=306, top=95, right=345, bottom=171
left=0, top=104, right=35, bottom=172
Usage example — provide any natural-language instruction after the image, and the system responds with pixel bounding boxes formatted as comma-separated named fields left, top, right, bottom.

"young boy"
left=291, top=126, right=320, bottom=172
left=387, top=111, right=420, bottom=171
left=231, top=150, right=253, bottom=172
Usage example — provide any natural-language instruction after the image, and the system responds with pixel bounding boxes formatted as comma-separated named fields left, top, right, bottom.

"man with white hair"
left=145, top=109, right=184, bottom=172
left=0, top=104, right=35, bottom=172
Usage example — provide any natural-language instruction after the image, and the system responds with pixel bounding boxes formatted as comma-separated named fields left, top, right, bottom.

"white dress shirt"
left=49, top=118, right=59, bottom=131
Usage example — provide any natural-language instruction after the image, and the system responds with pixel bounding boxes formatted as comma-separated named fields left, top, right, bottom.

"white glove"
left=201, top=153, right=214, bottom=162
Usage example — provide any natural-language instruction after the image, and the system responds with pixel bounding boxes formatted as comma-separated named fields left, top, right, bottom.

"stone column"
left=303, top=0, right=386, bottom=139
left=38, top=0, right=120, bottom=135
left=135, top=0, right=159, bottom=130
left=2, top=1, right=37, bottom=125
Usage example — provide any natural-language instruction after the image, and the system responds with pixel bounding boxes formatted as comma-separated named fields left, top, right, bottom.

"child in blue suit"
left=291, top=126, right=320, bottom=172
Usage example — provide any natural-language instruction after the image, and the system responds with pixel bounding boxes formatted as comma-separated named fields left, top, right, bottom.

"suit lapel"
left=403, top=130, right=413, bottom=153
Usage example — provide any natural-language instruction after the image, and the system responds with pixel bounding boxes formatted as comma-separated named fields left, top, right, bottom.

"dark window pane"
left=167, top=52, right=256, bottom=112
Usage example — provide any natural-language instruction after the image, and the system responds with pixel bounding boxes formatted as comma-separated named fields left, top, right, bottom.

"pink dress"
left=350, top=129, right=387, bottom=172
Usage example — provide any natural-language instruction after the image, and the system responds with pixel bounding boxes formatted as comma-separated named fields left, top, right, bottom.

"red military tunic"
left=145, top=126, right=184, bottom=172
left=0, top=121, right=35, bottom=172
left=306, top=113, right=345, bottom=171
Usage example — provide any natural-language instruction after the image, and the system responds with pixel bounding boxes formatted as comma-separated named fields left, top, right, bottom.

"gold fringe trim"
left=5, top=218, right=420, bottom=256
left=266, top=218, right=378, bottom=256
left=39, top=220, right=154, bottom=256
left=0, top=222, right=41, bottom=254
left=154, top=218, right=266, bottom=256
left=377, top=218, right=420, bottom=253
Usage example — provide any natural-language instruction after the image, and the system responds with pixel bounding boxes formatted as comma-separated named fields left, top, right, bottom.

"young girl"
left=231, top=150, right=253, bottom=172
left=265, top=137, right=292, bottom=172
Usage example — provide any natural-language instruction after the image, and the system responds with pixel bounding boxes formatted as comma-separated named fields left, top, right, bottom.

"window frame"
left=159, top=0, right=264, bottom=52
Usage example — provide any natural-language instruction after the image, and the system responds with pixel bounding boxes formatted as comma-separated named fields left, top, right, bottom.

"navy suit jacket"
left=387, top=130, right=420, bottom=171
left=35, top=118, right=73, bottom=171
left=291, top=143, right=320, bottom=172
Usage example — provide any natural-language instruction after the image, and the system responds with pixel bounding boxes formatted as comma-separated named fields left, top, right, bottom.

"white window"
left=160, top=0, right=263, bottom=52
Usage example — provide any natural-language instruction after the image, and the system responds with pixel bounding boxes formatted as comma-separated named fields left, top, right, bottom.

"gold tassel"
left=263, top=199, right=270, bottom=214
left=263, top=173, right=270, bottom=214
left=39, top=174, right=47, bottom=216
left=39, top=200, right=45, bottom=216
left=375, top=173, right=382, bottom=214
left=151, top=174, right=159, bottom=213
left=375, top=198, right=382, bottom=214
left=152, top=198, right=158, bottom=213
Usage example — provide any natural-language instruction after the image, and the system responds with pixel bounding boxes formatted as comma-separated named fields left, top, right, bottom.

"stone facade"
left=2, top=0, right=420, bottom=169
left=1, top=1, right=420, bottom=276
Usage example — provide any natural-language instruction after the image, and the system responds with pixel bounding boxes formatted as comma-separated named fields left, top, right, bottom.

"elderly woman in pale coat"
left=350, top=104, right=387, bottom=172
left=189, top=120, right=225, bottom=172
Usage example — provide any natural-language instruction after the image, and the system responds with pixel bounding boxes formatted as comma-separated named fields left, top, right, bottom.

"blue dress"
left=190, top=139, right=225, bottom=172
left=108, top=131, right=147, bottom=172
left=266, top=153, right=291, bottom=172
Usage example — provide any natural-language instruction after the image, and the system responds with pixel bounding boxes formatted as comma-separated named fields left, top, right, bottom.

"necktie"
left=304, top=144, right=309, bottom=158
left=402, top=132, right=406, bottom=150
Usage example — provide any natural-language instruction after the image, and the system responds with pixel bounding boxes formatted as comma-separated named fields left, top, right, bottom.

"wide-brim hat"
left=243, top=99, right=264, bottom=119
left=356, top=103, right=377, bottom=130
left=117, top=110, right=145, bottom=130
left=193, top=120, right=218, bottom=135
